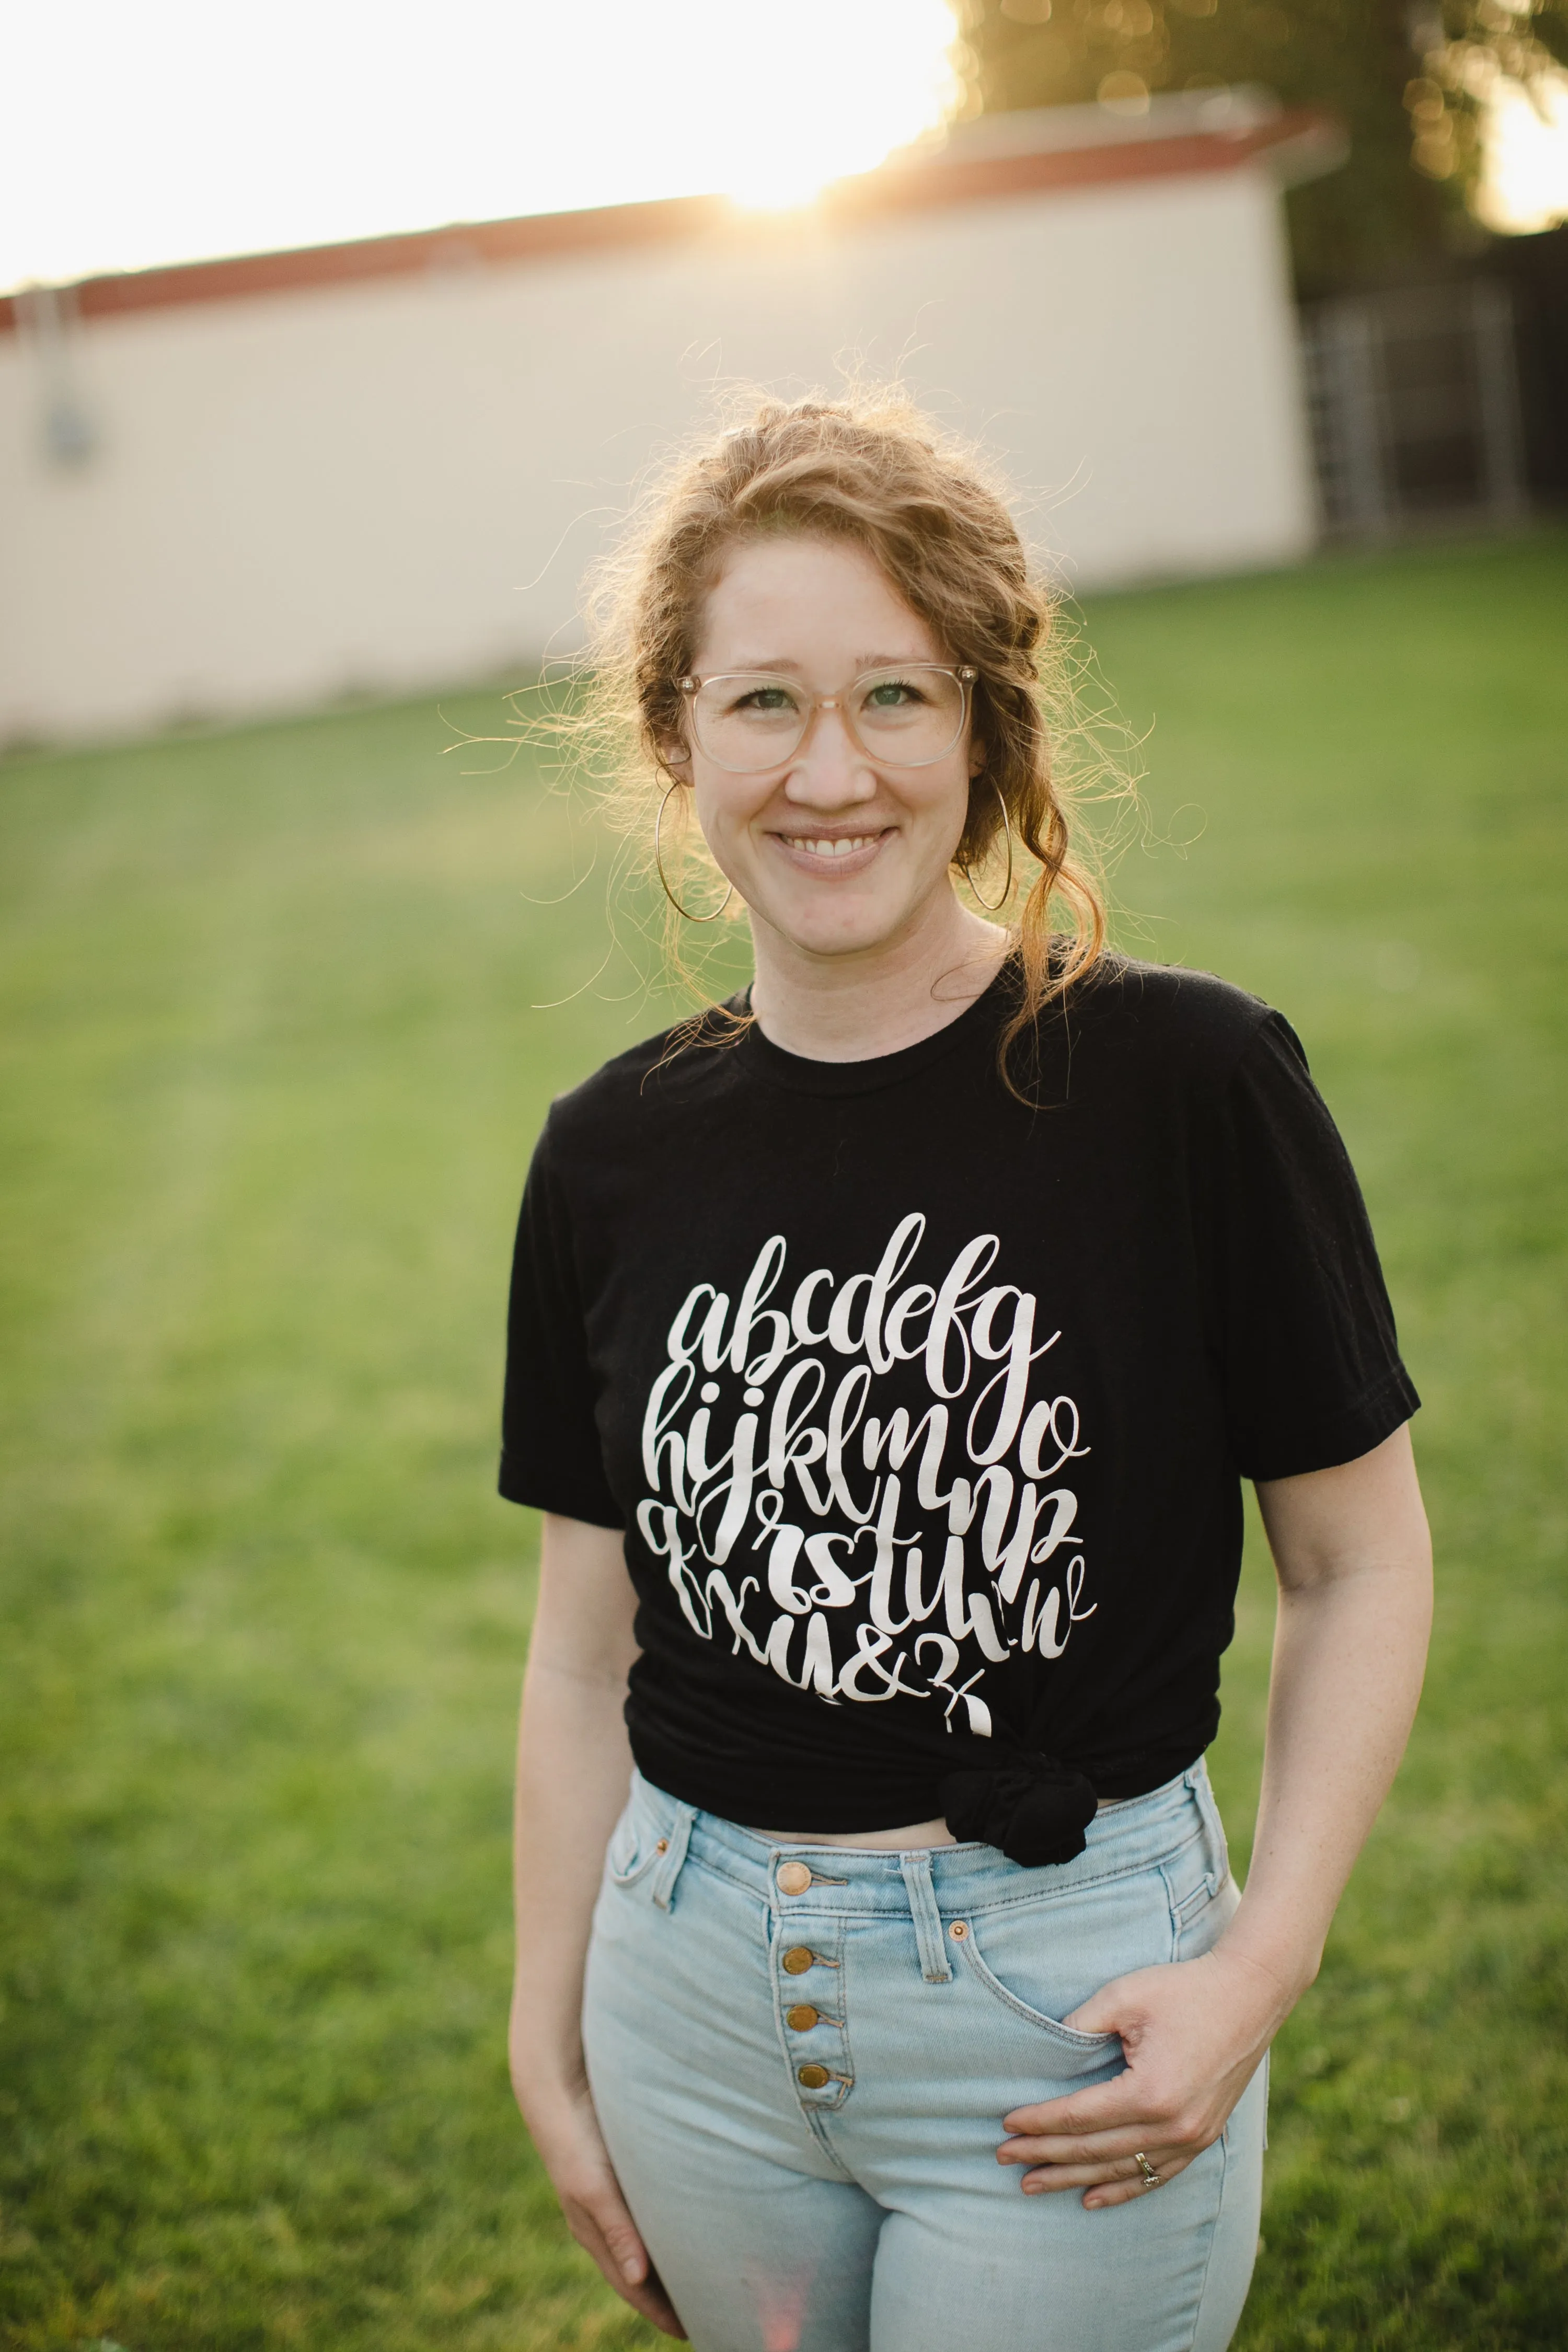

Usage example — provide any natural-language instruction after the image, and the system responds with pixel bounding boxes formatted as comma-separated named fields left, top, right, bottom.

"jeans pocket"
left=605, top=1798, right=665, bottom=1889
left=951, top=1910, right=1123, bottom=2059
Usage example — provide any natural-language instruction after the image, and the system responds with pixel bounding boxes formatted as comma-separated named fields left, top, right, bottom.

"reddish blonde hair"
left=572, top=387, right=1120, bottom=1085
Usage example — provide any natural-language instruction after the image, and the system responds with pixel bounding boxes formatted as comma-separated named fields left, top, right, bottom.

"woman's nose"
left=782, top=705, right=875, bottom=804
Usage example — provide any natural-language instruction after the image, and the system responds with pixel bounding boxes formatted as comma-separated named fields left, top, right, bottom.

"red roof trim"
left=0, top=111, right=1334, bottom=337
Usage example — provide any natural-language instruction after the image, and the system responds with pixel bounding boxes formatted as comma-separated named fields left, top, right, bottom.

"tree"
left=958, top=1, right=1568, bottom=292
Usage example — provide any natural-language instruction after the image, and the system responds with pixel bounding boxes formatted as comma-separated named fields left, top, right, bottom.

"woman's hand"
left=1001, top=1433, right=1432, bottom=2211
left=511, top=1518, right=686, bottom=2335
left=995, top=1943, right=1287, bottom=2209
left=523, top=2082, right=687, bottom=2337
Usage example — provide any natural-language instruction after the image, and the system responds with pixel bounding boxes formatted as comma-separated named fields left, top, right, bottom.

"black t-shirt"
left=499, top=957, right=1418, bottom=1865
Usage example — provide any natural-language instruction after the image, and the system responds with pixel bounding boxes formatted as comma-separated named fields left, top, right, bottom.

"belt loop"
left=900, top=1850, right=952, bottom=1983
left=1191, top=1765, right=1229, bottom=1892
left=651, top=1800, right=696, bottom=1911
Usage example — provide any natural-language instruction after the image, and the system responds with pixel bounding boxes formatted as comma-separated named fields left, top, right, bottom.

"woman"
left=500, top=394, right=1432, bottom=2351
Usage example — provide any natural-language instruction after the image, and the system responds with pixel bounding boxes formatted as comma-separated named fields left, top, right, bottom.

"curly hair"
left=567, top=386, right=1117, bottom=1088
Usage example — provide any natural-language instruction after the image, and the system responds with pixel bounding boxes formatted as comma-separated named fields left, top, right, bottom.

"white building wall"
left=0, top=166, right=1315, bottom=744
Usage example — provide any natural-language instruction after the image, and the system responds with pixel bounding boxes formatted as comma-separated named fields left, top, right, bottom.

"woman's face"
left=676, top=535, right=982, bottom=964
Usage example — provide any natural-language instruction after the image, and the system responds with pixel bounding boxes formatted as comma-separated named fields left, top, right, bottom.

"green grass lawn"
left=2, top=531, right=1564, bottom=2351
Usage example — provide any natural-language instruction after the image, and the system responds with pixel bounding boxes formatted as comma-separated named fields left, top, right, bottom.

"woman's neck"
left=747, top=891, right=1010, bottom=1064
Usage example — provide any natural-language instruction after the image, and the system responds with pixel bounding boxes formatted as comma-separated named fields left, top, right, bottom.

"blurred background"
left=2, top=6, right=1565, bottom=2348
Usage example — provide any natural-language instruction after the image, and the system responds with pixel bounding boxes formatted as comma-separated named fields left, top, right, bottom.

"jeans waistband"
left=624, top=1759, right=1222, bottom=1920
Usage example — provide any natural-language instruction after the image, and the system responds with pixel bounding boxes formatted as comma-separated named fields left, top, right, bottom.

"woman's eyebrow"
left=711, top=651, right=931, bottom=674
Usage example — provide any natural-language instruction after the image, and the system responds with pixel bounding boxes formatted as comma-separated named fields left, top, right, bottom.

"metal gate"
left=1300, top=281, right=1529, bottom=538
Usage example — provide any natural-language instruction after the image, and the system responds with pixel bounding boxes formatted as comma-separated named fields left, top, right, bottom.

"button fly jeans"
left=581, top=1763, right=1266, bottom=2352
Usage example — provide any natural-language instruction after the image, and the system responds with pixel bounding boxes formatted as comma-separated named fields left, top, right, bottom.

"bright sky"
left=5, top=6, right=1563, bottom=295
left=0, top=0, right=965, bottom=295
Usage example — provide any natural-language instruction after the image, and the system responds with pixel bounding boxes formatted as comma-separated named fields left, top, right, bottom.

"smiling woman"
left=674, top=539, right=996, bottom=996
left=579, top=390, right=1105, bottom=1077
left=499, top=388, right=1434, bottom=2349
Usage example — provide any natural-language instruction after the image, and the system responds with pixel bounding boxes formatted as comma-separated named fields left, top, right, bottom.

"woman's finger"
left=1081, top=2150, right=1195, bottom=2210
left=997, top=2118, right=1200, bottom=2168
left=1019, top=2148, right=1194, bottom=2204
left=565, top=2192, right=688, bottom=2337
left=1001, top=2076, right=1140, bottom=2140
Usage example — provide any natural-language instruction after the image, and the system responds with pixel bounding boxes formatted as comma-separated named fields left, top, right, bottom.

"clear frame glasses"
left=676, top=663, right=978, bottom=775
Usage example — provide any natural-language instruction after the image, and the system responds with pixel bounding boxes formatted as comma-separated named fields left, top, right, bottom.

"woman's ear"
left=969, top=740, right=987, bottom=779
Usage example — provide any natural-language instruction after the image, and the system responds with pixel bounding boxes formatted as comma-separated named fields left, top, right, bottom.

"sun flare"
left=1476, top=71, right=1568, bottom=234
left=0, top=0, right=965, bottom=294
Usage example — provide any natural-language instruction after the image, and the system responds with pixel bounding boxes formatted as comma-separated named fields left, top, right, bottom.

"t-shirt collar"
left=735, top=954, right=1016, bottom=1098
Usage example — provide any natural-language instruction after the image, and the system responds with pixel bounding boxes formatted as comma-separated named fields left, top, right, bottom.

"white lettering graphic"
left=635, top=1219, right=1094, bottom=1727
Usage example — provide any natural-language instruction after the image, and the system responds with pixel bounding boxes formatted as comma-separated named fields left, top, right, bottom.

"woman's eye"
left=862, top=678, right=924, bottom=709
left=734, top=687, right=798, bottom=715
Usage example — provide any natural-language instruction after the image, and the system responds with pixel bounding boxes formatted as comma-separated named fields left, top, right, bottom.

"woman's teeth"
left=795, top=836, right=877, bottom=858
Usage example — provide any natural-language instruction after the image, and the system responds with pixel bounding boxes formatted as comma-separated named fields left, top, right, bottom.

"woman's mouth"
left=772, top=829, right=891, bottom=873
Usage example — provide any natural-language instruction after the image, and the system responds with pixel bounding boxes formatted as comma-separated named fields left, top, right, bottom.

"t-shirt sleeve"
left=1207, top=1012, right=1420, bottom=1482
left=498, top=1121, right=624, bottom=1528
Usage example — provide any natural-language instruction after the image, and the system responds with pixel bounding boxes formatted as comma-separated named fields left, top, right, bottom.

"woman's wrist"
left=509, top=2018, right=593, bottom=2122
left=512, top=2068, right=599, bottom=2153
left=1209, top=1904, right=1323, bottom=2020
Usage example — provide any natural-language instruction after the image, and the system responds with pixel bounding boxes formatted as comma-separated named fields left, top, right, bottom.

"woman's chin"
left=753, top=886, right=924, bottom=964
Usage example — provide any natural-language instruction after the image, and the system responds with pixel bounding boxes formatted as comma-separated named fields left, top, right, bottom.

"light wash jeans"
left=581, top=1762, right=1266, bottom=2352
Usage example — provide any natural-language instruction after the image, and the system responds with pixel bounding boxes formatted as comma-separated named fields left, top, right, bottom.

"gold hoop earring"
left=960, top=780, right=1014, bottom=914
left=655, top=782, right=734, bottom=924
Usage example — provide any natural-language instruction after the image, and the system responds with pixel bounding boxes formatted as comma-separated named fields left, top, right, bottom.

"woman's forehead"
left=695, top=534, right=940, bottom=670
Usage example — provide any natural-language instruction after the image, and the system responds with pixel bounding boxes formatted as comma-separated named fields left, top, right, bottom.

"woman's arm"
left=997, top=1422, right=1433, bottom=2207
left=510, top=1512, right=685, bottom=2336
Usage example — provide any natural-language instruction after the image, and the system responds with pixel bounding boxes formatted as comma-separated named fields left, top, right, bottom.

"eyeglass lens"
left=690, top=667, right=967, bottom=774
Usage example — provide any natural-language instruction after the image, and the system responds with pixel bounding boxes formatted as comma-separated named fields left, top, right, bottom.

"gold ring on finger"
left=1133, top=2151, right=1162, bottom=2188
